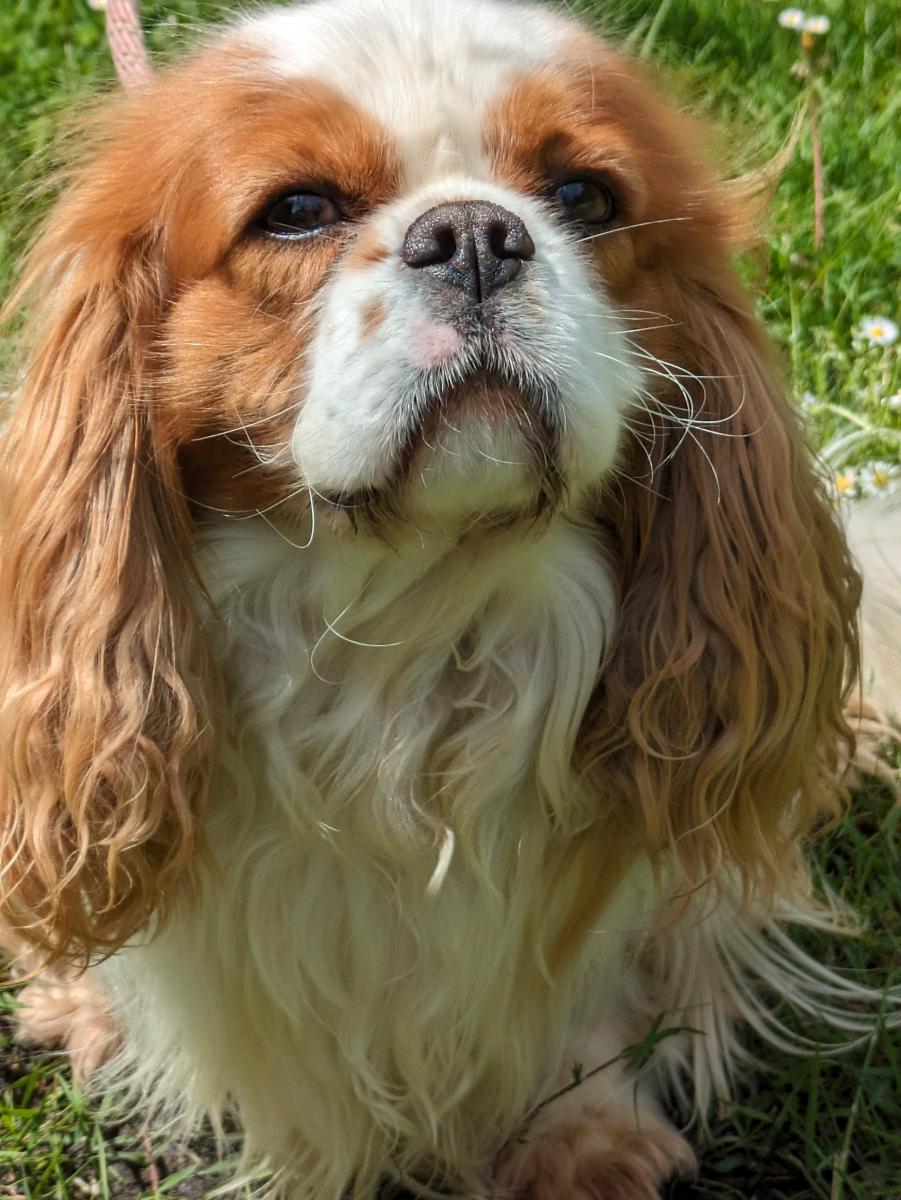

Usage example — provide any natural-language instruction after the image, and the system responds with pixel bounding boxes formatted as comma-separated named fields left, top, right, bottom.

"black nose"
left=401, top=201, right=535, bottom=301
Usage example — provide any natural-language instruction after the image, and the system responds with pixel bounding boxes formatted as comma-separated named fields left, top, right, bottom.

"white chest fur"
left=104, top=517, right=637, bottom=1195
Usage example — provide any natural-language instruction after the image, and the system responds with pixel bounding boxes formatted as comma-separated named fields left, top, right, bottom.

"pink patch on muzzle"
left=406, top=320, right=465, bottom=370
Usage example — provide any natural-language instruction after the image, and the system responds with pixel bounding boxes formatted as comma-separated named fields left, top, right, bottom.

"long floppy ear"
left=0, top=137, right=213, bottom=966
left=585, top=239, right=860, bottom=904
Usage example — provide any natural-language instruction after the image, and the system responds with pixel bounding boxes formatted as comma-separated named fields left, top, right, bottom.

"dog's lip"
left=314, top=359, right=562, bottom=519
left=423, top=363, right=531, bottom=420
left=413, top=329, right=544, bottom=409
left=312, top=343, right=561, bottom=515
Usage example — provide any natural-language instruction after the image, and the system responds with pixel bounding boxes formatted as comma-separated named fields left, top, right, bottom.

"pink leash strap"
left=105, top=0, right=151, bottom=88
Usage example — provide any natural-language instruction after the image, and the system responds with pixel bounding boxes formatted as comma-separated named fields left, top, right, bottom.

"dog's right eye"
left=258, top=192, right=344, bottom=238
left=551, top=178, right=617, bottom=226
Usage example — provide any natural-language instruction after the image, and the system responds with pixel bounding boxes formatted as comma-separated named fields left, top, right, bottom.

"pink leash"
left=104, top=0, right=151, bottom=88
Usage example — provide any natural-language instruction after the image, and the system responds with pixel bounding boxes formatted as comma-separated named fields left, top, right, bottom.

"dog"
left=1, top=1, right=896, bottom=1196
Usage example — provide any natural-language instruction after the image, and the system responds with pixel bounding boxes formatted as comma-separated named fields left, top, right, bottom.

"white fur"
left=292, top=173, right=635, bottom=511
left=95, top=512, right=897, bottom=1199
left=244, top=0, right=568, bottom=140
left=102, top=516, right=634, bottom=1198
left=94, top=511, right=898, bottom=1198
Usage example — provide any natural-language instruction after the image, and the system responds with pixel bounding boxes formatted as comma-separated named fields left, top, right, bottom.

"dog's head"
left=0, top=0, right=858, bottom=962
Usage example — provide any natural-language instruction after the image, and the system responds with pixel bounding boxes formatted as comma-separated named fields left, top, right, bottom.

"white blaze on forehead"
left=239, top=0, right=568, bottom=180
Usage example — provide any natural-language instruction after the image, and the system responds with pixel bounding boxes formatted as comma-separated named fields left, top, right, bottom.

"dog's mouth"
left=319, top=350, right=565, bottom=528
left=407, top=330, right=564, bottom=443
left=413, top=363, right=552, bottom=440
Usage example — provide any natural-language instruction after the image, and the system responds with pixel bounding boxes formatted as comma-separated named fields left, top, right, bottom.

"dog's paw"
left=496, top=1111, right=695, bottom=1199
left=15, top=972, right=118, bottom=1081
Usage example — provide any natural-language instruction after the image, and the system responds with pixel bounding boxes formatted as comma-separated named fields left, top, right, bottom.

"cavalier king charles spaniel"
left=1, top=1, right=894, bottom=1196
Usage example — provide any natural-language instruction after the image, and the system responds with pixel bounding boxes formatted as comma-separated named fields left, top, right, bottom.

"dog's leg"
left=495, top=1024, right=694, bottom=1200
left=1, top=931, right=119, bottom=1081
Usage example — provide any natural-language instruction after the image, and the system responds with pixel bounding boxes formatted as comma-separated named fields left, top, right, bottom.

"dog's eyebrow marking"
left=240, top=0, right=567, bottom=189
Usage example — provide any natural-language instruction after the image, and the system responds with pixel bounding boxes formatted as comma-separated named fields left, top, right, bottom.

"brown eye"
left=260, top=191, right=343, bottom=238
left=552, top=179, right=616, bottom=226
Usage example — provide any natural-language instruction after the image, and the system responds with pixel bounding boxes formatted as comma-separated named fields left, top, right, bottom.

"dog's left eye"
left=259, top=192, right=344, bottom=238
left=552, top=179, right=616, bottom=226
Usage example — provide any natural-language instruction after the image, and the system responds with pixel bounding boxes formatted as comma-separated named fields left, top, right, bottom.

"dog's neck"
left=198, top=515, right=616, bottom=867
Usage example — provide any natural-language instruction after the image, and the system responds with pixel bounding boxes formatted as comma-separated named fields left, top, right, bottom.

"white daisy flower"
left=799, top=391, right=819, bottom=412
left=860, top=316, right=899, bottom=346
left=802, top=15, right=831, bottom=34
left=778, top=8, right=807, bottom=29
left=859, top=461, right=900, bottom=496
left=882, top=392, right=901, bottom=412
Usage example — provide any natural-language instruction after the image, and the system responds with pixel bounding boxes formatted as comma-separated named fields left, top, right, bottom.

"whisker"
left=603, top=321, right=682, bottom=336
left=230, top=443, right=294, bottom=478
left=254, top=502, right=316, bottom=551
left=190, top=397, right=303, bottom=442
left=576, top=216, right=692, bottom=244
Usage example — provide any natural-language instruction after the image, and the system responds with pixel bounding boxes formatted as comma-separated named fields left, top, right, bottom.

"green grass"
left=0, top=995, right=249, bottom=1198
left=1, top=0, right=899, bottom=1197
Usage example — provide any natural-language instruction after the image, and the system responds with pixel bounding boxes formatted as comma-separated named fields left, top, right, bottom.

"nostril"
left=402, top=209, right=462, bottom=270
left=487, top=221, right=509, bottom=261
left=499, top=219, right=535, bottom=263
left=432, top=223, right=457, bottom=265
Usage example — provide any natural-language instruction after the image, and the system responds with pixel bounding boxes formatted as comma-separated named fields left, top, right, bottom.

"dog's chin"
left=323, top=368, right=565, bottom=534
left=406, top=366, right=560, bottom=516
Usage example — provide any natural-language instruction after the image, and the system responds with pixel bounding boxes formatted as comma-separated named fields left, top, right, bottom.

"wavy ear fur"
left=586, top=244, right=860, bottom=905
left=0, top=137, right=212, bottom=967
